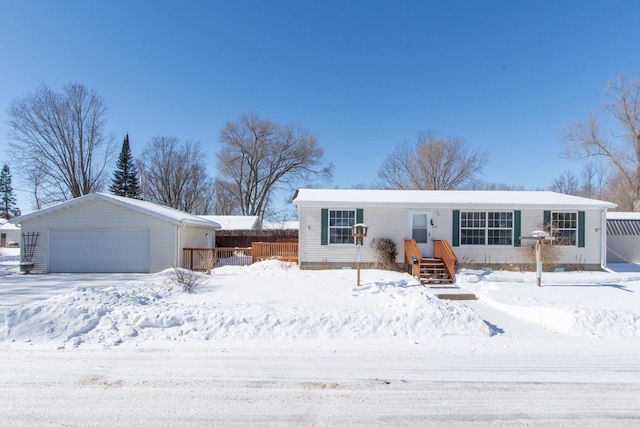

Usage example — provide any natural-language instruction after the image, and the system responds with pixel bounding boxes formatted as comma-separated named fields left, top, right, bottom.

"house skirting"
left=456, top=262, right=604, bottom=272
left=299, top=261, right=603, bottom=272
left=299, top=261, right=400, bottom=271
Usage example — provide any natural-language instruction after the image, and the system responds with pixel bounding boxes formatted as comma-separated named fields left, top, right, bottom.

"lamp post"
left=352, top=223, right=368, bottom=286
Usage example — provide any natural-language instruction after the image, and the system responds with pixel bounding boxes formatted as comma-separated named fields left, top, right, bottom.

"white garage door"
left=49, top=230, right=150, bottom=273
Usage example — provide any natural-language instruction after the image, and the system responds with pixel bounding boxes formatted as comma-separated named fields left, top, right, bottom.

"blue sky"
left=1, top=0, right=640, bottom=212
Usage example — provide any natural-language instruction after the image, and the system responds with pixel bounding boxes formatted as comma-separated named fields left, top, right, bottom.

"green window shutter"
left=513, top=210, right=521, bottom=247
left=321, top=209, right=328, bottom=245
left=452, top=210, right=460, bottom=246
left=543, top=211, right=551, bottom=233
left=356, top=209, right=363, bottom=224
left=578, top=211, right=585, bottom=247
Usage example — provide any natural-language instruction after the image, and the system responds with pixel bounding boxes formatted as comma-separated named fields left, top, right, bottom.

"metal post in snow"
left=356, top=244, right=362, bottom=286
left=352, top=224, right=368, bottom=287
left=535, top=238, right=542, bottom=287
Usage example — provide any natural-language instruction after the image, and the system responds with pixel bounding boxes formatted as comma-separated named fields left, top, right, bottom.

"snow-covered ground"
left=1, top=247, right=640, bottom=424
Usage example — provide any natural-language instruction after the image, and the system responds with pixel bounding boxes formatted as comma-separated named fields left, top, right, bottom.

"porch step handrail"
left=404, top=239, right=422, bottom=279
left=433, top=239, right=457, bottom=283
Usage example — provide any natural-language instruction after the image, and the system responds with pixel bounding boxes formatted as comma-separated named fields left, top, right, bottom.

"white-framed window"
left=551, top=212, right=577, bottom=246
left=329, top=209, right=355, bottom=244
left=460, top=211, right=513, bottom=245
left=461, top=211, right=486, bottom=245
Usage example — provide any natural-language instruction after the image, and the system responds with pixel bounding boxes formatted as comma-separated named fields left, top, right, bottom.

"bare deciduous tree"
left=579, top=160, right=607, bottom=199
left=377, top=131, right=488, bottom=190
left=551, top=169, right=580, bottom=195
left=549, top=161, right=608, bottom=200
left=7, top=82, right=114, bottom=204
left=464, top=181, right=526, bottom=191
left=561, top=74, right=640, bottom=209
left=139, top=136, right=216, bottom=214
left=216, top=112, right=332, bottom=219
left=606, top=171, right=636, bottom=211
left=213, top=178, right=240, bottom=215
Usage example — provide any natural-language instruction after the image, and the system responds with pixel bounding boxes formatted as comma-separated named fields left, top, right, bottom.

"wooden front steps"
left=420, top=257, right=477, bottom=300
left=419, top=257, right=454, bottom=285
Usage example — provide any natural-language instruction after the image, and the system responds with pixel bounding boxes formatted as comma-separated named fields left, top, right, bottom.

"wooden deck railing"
left=252, top=241, right=298, bottom=262
left=183, top=247, right=253, bottom=272
left=183, top=242, right=298, bottom=271
left=433, top=239, right=457, bottom=283
left=404, top=239, right=422, bottom=279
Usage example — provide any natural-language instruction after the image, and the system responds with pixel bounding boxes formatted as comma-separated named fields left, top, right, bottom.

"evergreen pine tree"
left=109, top=134, right=142, bottom=199
left=0, top=164, right=21, bottom=219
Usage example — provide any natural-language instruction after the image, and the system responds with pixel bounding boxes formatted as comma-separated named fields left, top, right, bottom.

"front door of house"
left=409, top=211, right=433, bottom=258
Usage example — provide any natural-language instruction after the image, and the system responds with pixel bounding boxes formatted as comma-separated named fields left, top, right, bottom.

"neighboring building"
left=606, top=212, right=640, bottom=263
left=199, top=215, right=262, bottom=230
left=9, top=193, right=220, bottom=273
left=263, top=220, right=299, bottom=230
left=0, top=221, right=21, bottom=247
left=293, top=189, right=616, bottom=271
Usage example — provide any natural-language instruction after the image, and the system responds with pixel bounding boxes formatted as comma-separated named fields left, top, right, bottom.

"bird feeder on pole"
left=521, top=230, right=553, bottom=287
left=352, top=223, right=368, bottom=286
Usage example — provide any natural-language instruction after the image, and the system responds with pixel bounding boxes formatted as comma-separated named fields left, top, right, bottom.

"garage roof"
left=10, top=193, right=221, bottom=229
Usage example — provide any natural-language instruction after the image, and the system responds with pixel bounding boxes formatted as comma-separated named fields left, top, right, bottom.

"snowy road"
left=2, top=345, right=639, bottom=425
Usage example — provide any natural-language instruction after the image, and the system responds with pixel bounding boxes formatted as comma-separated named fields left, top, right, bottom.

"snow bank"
left=460, top=269, right=640, bottom=338
left=3, top=250, right=640, bottom=350
left=2, top=263, right=492, bottom=348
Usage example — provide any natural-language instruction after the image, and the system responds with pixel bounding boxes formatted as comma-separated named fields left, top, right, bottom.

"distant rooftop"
left=199, top=215, right=261, bottom=230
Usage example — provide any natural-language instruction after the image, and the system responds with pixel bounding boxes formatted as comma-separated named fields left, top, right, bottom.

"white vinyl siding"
left=608, top=236, right=640, bottom=263
left=180, top=226, right=215, bottom=250
left=299, top=206, right=407, bottom=264
left=298, top=205, right=604, bottom=268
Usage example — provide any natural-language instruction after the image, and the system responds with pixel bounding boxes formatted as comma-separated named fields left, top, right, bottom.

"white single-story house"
left=9, top=193, right=221, bottom=273
left=0, top=221, right=21, bottom=247
left=606, top=212, right=640, bottom=263
left=199, top=215, right=262, bottom=230
left=293, top=189, right=617, bottom=272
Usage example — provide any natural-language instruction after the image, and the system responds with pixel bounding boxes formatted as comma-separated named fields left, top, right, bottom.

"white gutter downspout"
left=176, top=222, right=186, bottom=268
left=600, top=209, right=608, bottom=270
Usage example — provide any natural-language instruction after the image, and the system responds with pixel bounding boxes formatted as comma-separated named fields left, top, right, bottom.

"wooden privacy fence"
left=183, top=242, right=298, bottom=271
left=252, top=242, right=298, bottom=262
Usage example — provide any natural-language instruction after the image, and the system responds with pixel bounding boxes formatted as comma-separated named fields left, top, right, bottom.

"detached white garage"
left=10, top=193, right=220, bottom=273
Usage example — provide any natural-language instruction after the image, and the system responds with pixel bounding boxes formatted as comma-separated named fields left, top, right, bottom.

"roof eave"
left=294, top=200, right=616, bottom=210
